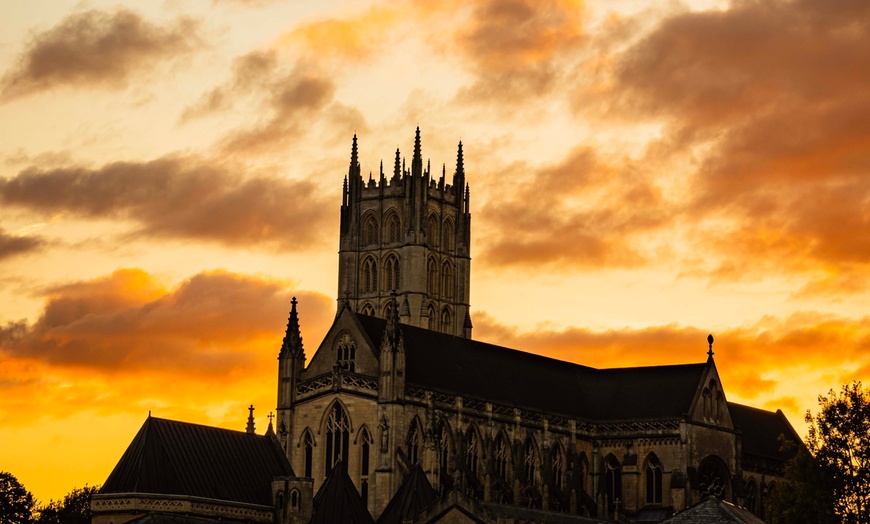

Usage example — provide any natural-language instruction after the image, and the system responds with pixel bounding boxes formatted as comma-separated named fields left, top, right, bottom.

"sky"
left=1, top=0, right=869, bottom=504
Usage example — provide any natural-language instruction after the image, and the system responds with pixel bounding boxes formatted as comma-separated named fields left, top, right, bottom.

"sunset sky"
left=2, top=0, right=869, bottom=504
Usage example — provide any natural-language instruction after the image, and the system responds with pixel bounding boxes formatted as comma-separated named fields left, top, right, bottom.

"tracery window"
left=524, top=439, right=538, bottom=485
left=465, top=428, right=480, bottom=479
left=363, top=215, right=379, bottom=246
left=441, top=307, right=452, bottom=334
left=438, top=423, right=451, bottom=488
left=428, top=215, right=439, bottom=247
left=362, top=257, right=377, bottom=293
left=336, top=333, right=356, bottom=372
left=360, top=303, right=375, bottom=316
left=698, top=455, right=730, bottom=500
left=385, top=213, right=401, bottom=243
left=427, top=258, right=438, bottom=295
left=324, top=404, right=350, bottom=477
left=604, top=455, right=622, bottom=514
left=552, top=444, right=564, bottom=491
left=427, top=304, right=437, bottom=330
left=443, top=219, right=454, bottom=252
left=383, top=300, right=394, bottom=320
left=302, top=430, right=314, bottom=478
left=384, top=255, right=400, bottom=292
left=495, top=434, right=508, bottom=480
left=745, top=479, right=758, bottom=515
left=645, top=453, right=663, bottom=504
left=359, top=428, right=372, bottom=504
left=407, top=422, right=422, bottom=465
left=441, top=261, right=453, bottom=299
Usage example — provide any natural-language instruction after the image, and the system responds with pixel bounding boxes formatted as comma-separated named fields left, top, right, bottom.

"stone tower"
left=338, top=128, right=472, bottom=338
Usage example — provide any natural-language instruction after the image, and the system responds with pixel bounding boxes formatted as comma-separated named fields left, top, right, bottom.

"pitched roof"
left=310, top=460, right=374, bottom=524
left=100, top=417, right=293, bottom=506
left=377, top=464, right=437, bottom=524
left=729, top=402, right=802, bottom=462
left=355, top=314, right=707, bottom=421
left=660, top=497, right=765, bottom=524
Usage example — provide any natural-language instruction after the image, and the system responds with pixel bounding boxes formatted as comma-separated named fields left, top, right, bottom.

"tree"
left=765, top=439, right=836, bottom=524
left=0, top=471, right=35, bottom=524
left=805, top=381, right=870, bottom=524
left=35, top=486, right=100, bottom=524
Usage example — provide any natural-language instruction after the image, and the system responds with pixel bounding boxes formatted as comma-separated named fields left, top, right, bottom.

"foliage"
left=805, top=381, right=870, bottom=524
left=765, top=439, right=836, bottom=524
left=34, top=486, right=100, bottom=524
left=0, top=471, right=35, bottom=524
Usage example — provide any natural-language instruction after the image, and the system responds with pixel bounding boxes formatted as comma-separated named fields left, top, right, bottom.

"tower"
left=338, top=128, right=472, bottom=338
left=277, top=296, right=304, bottom=454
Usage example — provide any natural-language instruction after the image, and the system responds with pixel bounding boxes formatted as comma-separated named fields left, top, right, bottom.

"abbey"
left=94, top=130, right=799, bottom=524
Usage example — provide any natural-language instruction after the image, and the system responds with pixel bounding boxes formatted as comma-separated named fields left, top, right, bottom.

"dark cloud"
left=0, top=229, right=44, bottom=261
left=454, top=0, right=585, bottom=105
left=0, top=156, right=332, bottom=250
left=592, top=0, right=870, bottom=274
left=0, top=268, right=334, bottom=374
left=478, top=146, right=668, bottom=269
left=1, top=9, right=200, bottom=99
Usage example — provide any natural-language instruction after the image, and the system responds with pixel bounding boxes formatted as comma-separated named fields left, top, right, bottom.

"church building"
left=93, top=130, right=800, bottom=524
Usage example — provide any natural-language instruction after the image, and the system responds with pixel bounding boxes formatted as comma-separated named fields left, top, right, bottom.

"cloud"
left=478, top=146, right=669, bottom=269
left=588, top=0, right=870, bottom=276
left=278, top=5, right=400, bottom=62
left=0, top=156, right=332, bottom=250
left=454, top=0, right=586, bottom=104
left=0, top=229, right=44, bottom=261
left=1, top=9, right=200, bottom=99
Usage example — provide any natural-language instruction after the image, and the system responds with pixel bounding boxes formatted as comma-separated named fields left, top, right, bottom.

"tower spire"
left=246, top=404, right=256, bottom=434
left=394, top=148, right=401, bottom=180
left=350, top=133, right=358, bottom=170
left=279, top=297, right=304, bottom=360
left=454, top=141, right=465, bottom=196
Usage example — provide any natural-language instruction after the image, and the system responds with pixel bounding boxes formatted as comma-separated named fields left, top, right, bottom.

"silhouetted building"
left=95, top=130, right=800, bottom=524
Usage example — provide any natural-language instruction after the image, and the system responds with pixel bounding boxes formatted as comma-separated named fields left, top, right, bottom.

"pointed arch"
left=698, top=454, right=731, bottom=500
left=335, top=332, right=356, bottom=372
left=427, top=214, right=440, bottom=247
left=297, top=428, right=315, bottom=479
left=644, top=452, right=663, bottom=504
left=383, top=300, right=394, bottom=320
left=442, top=218, right=455, bottom=252
left=359, top=302, right=375, bottom=316
left=464, top=423, right=483, bottom=481
left=322, top=401, right=352, bottom=477
left=551, top=440, right=566, bottom=492
left=361, top=256, right=378, bottom=293
left=406, top=417, right=424, bottom=465
left=603, top=453, right=622, bottom=514
left=576, top=451, right=589, bottom=494
left=523, top=435, right=540, bottom=486
left=383, top=253, right=400, bottom=292
left=494, top=429, right=510, bottom=481
left=384, top=211, right=401, bottom=244
left=441, top=306, right=452, bottom=334
left=362, top=213, right=379, bottom=246
left=289, top=489, right=299, bottom=510
left=745, top=478, right=758, bottom=515
left=427, top=257, right=438, bottom=295
left=441, top=260, right=453, bottom=299
left=358, top=425, right=373, bottom=505
left=437, top=418, right=454, bottom=491
left=427, top=303, right=437, bottom=330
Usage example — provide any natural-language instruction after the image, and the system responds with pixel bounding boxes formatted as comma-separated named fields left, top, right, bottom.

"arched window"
left=745, top=479, right=758, bottom=515
left=427, top=258, right=438, bottom=295
left=645, top=453, right=663, bottom=504
left=360, top=303, right=375, bottom=316
left=325, top=404, right=350, bottom=477
left=384, top=255, right=400, bottom=292
left=438, top=422, right=452, bottom=490
left=359, top=428, right=373, bottom=505
left=441, top=261, right=453, bottom=299
left=441, top=307, right=452, bottom=334
left=465, top=427, right=480, bottom=480
left=383, top=300, right=394, bottom=320
left=302, top=430, right=314, bottom=478
left=443, top=219, right=454, bottom=252
left=363, top=215, right=379, bottom=246
left=427, top=304, right=437, bottom=330
left=552, top=444, right=565, bottom=492
left=361, top=257, right=377, bottom=293
left=407, top=422, right=422, bottom=465
left=289, top=489, right=299, bottom=510
left=336, top=333, right=356, bottom=372
left=698, top=455, right=730, bottom=500
left=524, top=439, right=538, bottom=485
left=494, top=433, right=509, bottom=480
left=385, top=213, right=401, bottom=243
left=604, top=455, right=622, bottom=514
left=276, top=492, right=285, bottom=510
left=428, top=215, right=439, bottom=247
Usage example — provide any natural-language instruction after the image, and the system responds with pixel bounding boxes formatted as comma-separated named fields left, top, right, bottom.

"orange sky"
left=1, top=0, right=869, bottom=505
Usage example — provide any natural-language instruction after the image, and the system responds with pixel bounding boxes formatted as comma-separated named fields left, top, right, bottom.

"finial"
left=246, top=404, right=256, bottom=434
left=350, top=134, right=358, bottom=166
left=707, top=334, right=714, bottom=359
left=413, top=127, right=421, bottom=162
left=279, top=296, right=304, bottom=360
left=267, top=412, right=274, bottom=434
left=394, top=148, right=401, bottom=178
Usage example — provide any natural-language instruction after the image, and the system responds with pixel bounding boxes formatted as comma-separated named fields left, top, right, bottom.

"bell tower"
left=337, top=128, right=472, bottom=338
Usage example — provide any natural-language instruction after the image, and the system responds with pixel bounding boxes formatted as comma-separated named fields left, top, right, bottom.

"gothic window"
left=552, top=444, right=564, bottom=491
left=524, top=439, right=538, bottom=485
left=604, top=455, right=622, bottom=514
left=302, top=430, right=314, bottom=478
left=362, top=257, right=377, bottom=293
left=745, top=479, right=758, bottom=515
left=441, top=307, right=452, bottom=334
left=384, top=255, right=400, bottom=292
left=438, top=422, right=452, bottom=489
left=495, top=433, right=509, bottom=480
left=428, top=215, right=439, bottom=247
left=383, top=300, right=394, bottom=320
left=276, top=492, right=284, bottom=510
left=324, top=403, right=350, bottom=477
left=360, top=303, right=375, bottom=316
left=441, top=261, right=453, bottom=299
left=443, top=219, right=454, bottom=252
left=427, top=304, right=437, bottom=330
left=385, top=213, right=401, bottom=243
left=645, top=453, right=663, bottom=504
left=427, top=258, right=438, bottom=295
left=704, top=379, right=722, bottom=423
left=363, top=215, right=379, bottom=246
left=465, top=427, right=480, bottom=479
left=359, top=428, right=372, bottom=505
left=336, top=333, right=356, bottom=372
left=289, top=489, right=299, bottom=510
left=698, top=455, right=730, bottom=500
left=407, top=422, right=422, bottom=465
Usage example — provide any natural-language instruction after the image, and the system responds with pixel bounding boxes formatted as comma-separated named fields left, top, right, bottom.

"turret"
left=378, top=294, right=405, bottom=403
left=277, top=296, right=305, bottom=453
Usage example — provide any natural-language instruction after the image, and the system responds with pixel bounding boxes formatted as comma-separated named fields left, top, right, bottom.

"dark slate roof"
left=100, top=417, right=293, bottom=506
left=126, top=514, right=222, bottom=524
left=310, top=460, right=374, bottom=524
left=661, top=497, right=765, bottom=524
left=377, top=464, right=437, bottom=524
left=355, top=314, right=707, bottom=421
left=729, top=402, right=802, bottom=462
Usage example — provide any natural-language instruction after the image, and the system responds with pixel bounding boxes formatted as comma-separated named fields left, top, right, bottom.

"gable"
left=686, top=361, right=734, bottom=430
left=305, top=305, right=380, bottom=377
